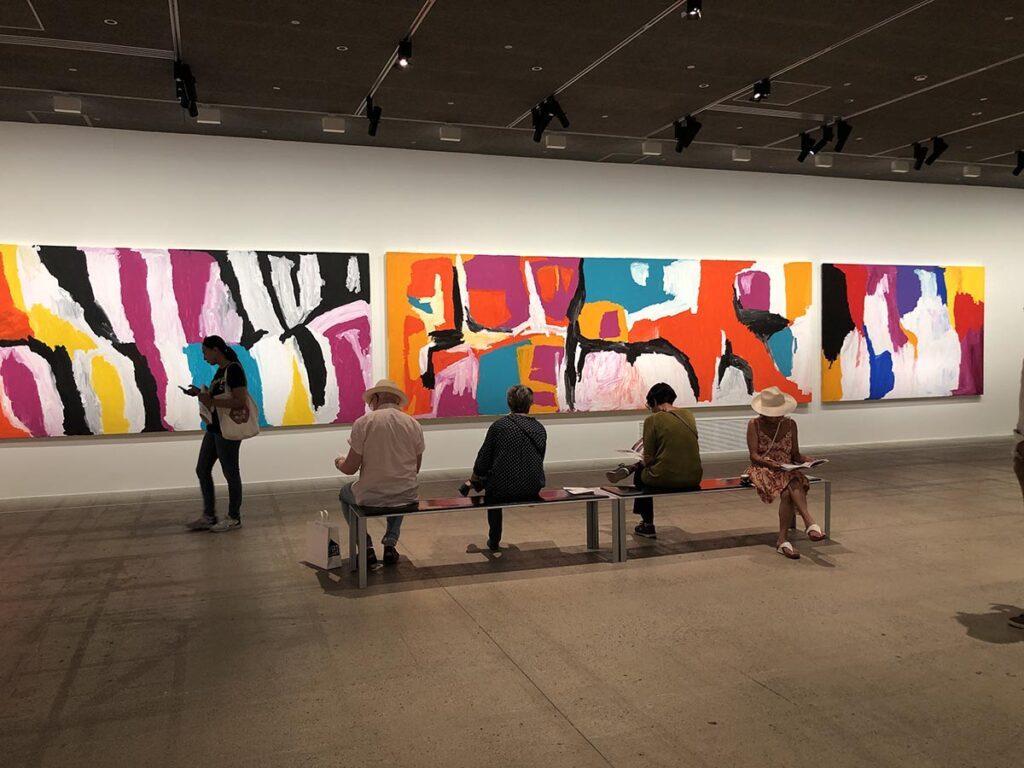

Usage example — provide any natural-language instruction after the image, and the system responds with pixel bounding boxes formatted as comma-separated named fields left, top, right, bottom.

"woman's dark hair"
left=202, top=335, right=239, bottom=363
left=646, top=382, right=677, bottom=408
left=506, top=385, right=534, bottom=414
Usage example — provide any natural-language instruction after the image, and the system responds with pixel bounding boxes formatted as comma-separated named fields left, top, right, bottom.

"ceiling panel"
left=2, top=1, right=172, bottom=48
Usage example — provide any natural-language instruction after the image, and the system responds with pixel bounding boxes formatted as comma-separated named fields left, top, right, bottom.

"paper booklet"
left=564, top=487, right=601, bottom=495
left=616, top=439, right=644, bottom=460
left=780, top=458, right=829, bottom=471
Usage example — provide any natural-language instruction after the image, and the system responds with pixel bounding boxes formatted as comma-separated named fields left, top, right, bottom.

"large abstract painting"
left=0, top=244, right=372, bottom=438
left=821, top=263, right=984, bottom=401
left=387, top=252, right=813, bottom=417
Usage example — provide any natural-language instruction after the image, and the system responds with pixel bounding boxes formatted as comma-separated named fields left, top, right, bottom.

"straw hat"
left=751, top=386, right=797, bottom=417
left=362, top=379, right=409, bottom=407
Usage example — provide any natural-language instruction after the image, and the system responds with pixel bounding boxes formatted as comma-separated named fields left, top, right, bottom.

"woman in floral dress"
left=745, top=387, right=826, bottom=560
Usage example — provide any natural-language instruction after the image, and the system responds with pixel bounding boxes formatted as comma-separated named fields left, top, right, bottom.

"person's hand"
left=182, top=385, right=200, bottom=397
left=334, top=456, right=345, bottom=472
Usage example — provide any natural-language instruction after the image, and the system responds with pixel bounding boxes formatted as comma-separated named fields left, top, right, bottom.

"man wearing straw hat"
left=336, top=379, right=425, bottom=566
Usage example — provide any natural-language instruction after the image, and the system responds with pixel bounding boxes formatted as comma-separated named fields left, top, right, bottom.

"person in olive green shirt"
left=606, top=382, right=703, bottom=538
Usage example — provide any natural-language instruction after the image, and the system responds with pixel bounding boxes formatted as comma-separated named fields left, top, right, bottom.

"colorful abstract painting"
left=387, top=252, right=813, bottom=417
left=0, top=244, right=372, bottom=438
left=821, top=263, right=984, bottom=401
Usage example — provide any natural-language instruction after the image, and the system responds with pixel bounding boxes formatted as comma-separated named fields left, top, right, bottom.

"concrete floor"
left=1, top=438, right=1023, bottom=768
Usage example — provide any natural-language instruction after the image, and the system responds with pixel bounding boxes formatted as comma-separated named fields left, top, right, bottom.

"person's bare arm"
left=335, top=449, right=363, bottom=475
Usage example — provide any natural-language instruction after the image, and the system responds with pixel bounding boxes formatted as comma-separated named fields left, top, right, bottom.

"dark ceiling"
left=2, top=1, right=1024, bottom=188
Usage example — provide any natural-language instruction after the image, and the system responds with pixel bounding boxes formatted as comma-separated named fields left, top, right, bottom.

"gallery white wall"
left=1, top=122, right=1021, bottom=499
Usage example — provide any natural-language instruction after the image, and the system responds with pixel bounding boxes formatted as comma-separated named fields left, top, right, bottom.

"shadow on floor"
left=954, top=604, right=1024, bottom=644
left=624, top=526, right=839, bottom=567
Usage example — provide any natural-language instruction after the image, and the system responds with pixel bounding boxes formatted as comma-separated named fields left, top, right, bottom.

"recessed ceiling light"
left=1005, top=16, right=1014, bottom=21
left=272, top=86, right=281, bottom=90
left=447, top=101, right=454, bottom=105
left=736, top=126, right=743, bottom=130
left=843, top=82, right=852, bottom=87
left=686, top=64, right=696, bottom=70
left=290, top=20, right=301, bottom=25
left=336, top=45, right=348, bottom=52
left=971, top=111, right=982, bottom=116
left=504, top=44, right=513, bottom=50
left=410, top=140, right=417, bottom=145
left=601, top=114, right=608, bottom=119
left=965, top=145, right=973, bottom=149
left=844, top=98, right=854, bottom=103
left=531, top=66, right=543, bottom=71
left=979, top=97, right=988, bottom=102
left=698, top=83, right=710, bottom=88
left=260, top=129, right=268, bottom=134
left=855, top=137, right=863, bottom=141
left=103, top=19, right=118, bottom=26
left=68, top=67, right=77, bottom=72
left=914, top=74, right=928, bottom=81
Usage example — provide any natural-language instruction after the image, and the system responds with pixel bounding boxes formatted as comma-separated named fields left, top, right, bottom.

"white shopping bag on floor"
left=305, top=510, right=344, bottom=570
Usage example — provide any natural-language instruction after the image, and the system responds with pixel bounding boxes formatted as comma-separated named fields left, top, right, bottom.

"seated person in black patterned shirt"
left=460, top=385, right=547, bottom=550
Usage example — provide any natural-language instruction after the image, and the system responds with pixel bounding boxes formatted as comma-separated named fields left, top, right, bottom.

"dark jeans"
left=630, top=466, right=654, bottom=526
left=197, top=430, right=242, bottom=520
left=1015, top=443, right=1024, bottom=504
left=487, top=509, right=503, bottom=545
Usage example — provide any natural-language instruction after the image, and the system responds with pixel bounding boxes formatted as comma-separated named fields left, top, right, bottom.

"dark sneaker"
left=365, top=548, right=378, bottom=567
left=210, top=517, right=241, bottom=532
left=1009, top=614, right=1024, bottom=629
left=634, top=522, right=657, bottom=539
left=606, top=465, right=632, bottom=483
left=383, top=545, right=400, bottom=565
left=186, top=515, right=216, bottom=531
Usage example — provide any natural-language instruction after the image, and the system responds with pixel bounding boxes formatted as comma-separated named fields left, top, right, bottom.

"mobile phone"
left=179, top=385, right=194, bottom=394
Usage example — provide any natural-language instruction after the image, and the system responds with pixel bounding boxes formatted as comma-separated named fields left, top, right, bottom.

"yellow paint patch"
left=91, top=356, right=130, bottom=433
left=516, top=337, right=563, bottom=413
left=282, top=358, right=315, bottom=425
left=578, top=301, right=627, bottom=341
left=943, top=266, right=985, bottom=329
left=821, top=352, right=843, bottom=402
left=27, top=306, right=96, bottom=352
left=900, top=323, right=919, bottom=359
left=784, top=262, right=812, bottom=320
left=1, top=244, right=26, bottom=310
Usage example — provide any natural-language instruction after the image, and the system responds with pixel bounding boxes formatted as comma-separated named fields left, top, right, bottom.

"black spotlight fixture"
left=834, top=118, right=853, bottom=152
left=173, top=60, right=198, bottom=118
left=752, top=78, right=771, bottom=102
left=811, top=123, right=835, bottom=154
left=683, top=0, right=702, bottom=19
left=925, top=135, right=948, bottom=165
left=366, top=95, right=382, bottom=136
left=912, top=141, right=928, bottom=170
left=396, top=38, right=412, bottom=69
left=531, top=95, right=569, bottom=142
left=797, top=132, right=815, bottom=162
left=672, top=114, right=702, bottom=152
left=1013, top=150, right=1024, bottom=177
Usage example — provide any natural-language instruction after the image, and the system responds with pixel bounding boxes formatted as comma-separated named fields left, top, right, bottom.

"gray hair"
left=506, top=385, right=534, bottom=414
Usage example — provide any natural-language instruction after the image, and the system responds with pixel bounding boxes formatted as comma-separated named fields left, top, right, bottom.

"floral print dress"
left=745, top=418, right=810, bottom=504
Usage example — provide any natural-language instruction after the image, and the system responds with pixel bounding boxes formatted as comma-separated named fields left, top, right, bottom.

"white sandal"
left=805, top=524, right=827, bottom=541
left=776, top=541, right=800, bottom=559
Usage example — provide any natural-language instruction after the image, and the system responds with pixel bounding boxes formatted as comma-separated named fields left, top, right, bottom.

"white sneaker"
left=186, top=515, right=216, bottom=531
left=210, top=518, right=241, bottom=532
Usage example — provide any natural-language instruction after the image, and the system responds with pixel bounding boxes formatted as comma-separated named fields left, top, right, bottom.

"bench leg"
left=348, top=513, right=357, bottom=571
left=357, top=515, right=368, bottom=589
left=612, top=499, right=628, bottom=563
left=824, top=481, right=832, bottom=536
left=586, top=500, right=599, bottom=550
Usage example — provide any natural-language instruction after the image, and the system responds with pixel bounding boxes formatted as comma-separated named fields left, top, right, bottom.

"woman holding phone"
left=184, top=336, right=250, bottom=532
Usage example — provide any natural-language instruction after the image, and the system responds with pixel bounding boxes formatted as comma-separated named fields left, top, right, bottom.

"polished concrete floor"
left=1, top=438, right=1023, bottom=768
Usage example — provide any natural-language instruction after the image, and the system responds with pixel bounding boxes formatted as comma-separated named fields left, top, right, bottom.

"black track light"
left=811, top=123, right=834, bottom=154
left=834, top=118, right=853, bottom=153
left=396, top=38, right=412, bottom=69
left=173, top=60, right=198, bottom=118
left=798, top=132, right=815, bottom=162
left=366, top=95, right=382, bottom=136
left=684, top=0, right=702, bottom=19
left=531, top=95, right=569, bottom=142
left=1013, top=150, right=1024, bottom=176
left=925, top=135, right=948, bottom=165
left=752, top=78, right=771, bottom=102
left=912, top=141, right=928, bottom=170
left=672, top=115, right=702, bottom=152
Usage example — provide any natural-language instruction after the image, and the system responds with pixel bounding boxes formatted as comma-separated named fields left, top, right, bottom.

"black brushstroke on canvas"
left=821, top=264, right=855, bottom=365
left=291, top=326, right=328, bottom=409
left=574, top=338, right=701, bottom=408
left=717, top=339, right=754, bottom=395
left=731, top=290, right=790, bottom=341
left=36, top=246, right=118, bottom=343
left=24, top=337, right=91, bottom=435
left=208, top=251, right=262, bottom=348
left=562, top=260, right=587, bottom=408
left=256, top=252, right=293, bottom=333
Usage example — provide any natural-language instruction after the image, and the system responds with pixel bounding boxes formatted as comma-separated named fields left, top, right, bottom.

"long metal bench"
left=346, top=489, right=610, bottom=589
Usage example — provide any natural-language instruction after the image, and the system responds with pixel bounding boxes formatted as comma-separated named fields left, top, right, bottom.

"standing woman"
left=185, top=336, right=250, bottom=532
left=745, top=386, right=826, bottom=560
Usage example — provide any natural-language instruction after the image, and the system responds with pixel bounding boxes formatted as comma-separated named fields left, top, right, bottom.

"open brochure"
left=780, top=458, right=829, bottom=471
left=616, top=439, right=644, bottom=460
left=564, top=487, right=602, bottom=496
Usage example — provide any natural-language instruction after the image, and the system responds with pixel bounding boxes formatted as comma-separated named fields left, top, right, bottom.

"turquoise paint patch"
left=183, top=344, right=269, bottom=428
left=407, top=295, right=432, bottom=313
left=766, top=327, right=794, bottom=378
left=581, top=259, right=672, bottom=313
left=477, top=342, right=529, bottom=415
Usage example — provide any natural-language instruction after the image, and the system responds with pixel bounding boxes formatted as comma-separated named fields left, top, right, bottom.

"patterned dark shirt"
left=472, top=414, right=547, bottom=503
